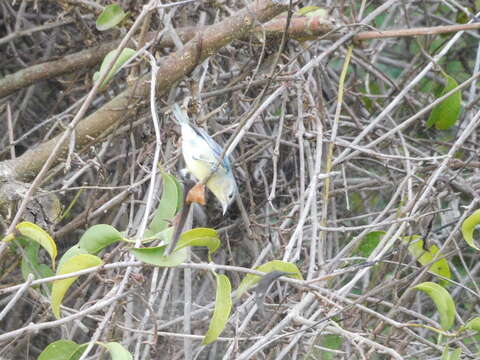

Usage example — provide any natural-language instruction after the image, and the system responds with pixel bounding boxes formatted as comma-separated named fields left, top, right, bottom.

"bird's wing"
left=171, top=104, right=189, bottom=125
left=191, top=123, right=232, bottom=171
left=172, top=104, right=232, bottom=171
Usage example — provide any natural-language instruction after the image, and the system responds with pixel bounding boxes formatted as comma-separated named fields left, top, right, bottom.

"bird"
left=172, top=104, right=237, bottom=214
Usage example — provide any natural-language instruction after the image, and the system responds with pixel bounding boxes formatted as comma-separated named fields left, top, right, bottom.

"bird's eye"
left=228, top=191, right=234, bottom=200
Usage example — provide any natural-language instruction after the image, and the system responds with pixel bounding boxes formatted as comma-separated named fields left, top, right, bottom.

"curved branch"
left=0, top=14, right=334, bottom=98
left=0, top=0, right=292, bottom=182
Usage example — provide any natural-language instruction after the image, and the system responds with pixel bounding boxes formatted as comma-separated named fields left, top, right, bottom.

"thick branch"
left=0, top=14, right=333, bottom=98
left=0, top=0, right=290, bottom=182
left=2, top=18, right=479, bottom=99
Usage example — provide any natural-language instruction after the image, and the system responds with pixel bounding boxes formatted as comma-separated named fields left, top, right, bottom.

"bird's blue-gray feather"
left=172, top=104, right=231, bottom=172
left=191, top=126, right=232, bottom=171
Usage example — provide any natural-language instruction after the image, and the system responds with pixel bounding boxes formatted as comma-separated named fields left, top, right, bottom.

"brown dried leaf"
left=186, top=183, right=206, bottom=205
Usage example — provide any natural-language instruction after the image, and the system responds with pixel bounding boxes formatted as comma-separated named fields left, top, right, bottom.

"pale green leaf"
left=96, top=4, right=127, bottom=31
left=426, top=74, right=462, bottom=130
left=461, top=209, right=480, bottom=251
left=465, top=317, right=480, bottom=332
left=93, top=48, right=136, bottom=89
left=174, top=228, right=220, bottom=260
left=58, top=245, right=89, bottom=269
left=236, top=260, right=303, bottom=297
left=16, top=221, right=57, bottom=270
left=68, top=344, right=87, bottom=360
left=413, top=281, right=456, bottom=330
left=147, top=173, right=183, bottom=235
left=302, top=7, right=329, bottom=18
left=38, top=340, right=80, bottom=360
left=2, top=233, right=15, bottom=242
left=146, top=227, right=174, bottom=244
left=51, top=254, right=103, bottom=319
left=203, top=274, right=232, bottom=345
left=403, top=235, right=451, bottom=282
left=441, top=346, right=461, bottom=360
left=130, top=245, right=187, bottom=267
left=78, top=224, right=123, bottom=254
left=102, top=342, right=132, bottom=360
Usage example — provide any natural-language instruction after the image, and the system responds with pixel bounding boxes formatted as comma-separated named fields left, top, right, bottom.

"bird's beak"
left=222, top=203, right=228, bottom=215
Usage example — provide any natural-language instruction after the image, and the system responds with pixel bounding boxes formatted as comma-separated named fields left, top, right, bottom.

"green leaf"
left=20, top=241, right=40, bottom=281
left=146, top=227, right=175, bottom=244
left=319, top=334, right=343, bottom=360
left=130, top=245, right=187, bottom=267
left=465, top=317, right=480, bottom=332
left=21, top=241, right=55, bottom=285
left=16, top=221, right=57, bottom=270
left=96, top=4, right=127, bottom=31
left=2, top=233, right=15, bottom=242
left=203, top=274, right=232, bottom=345
left=441, top=346, right=461, bottom=360
left=296, top=6, right=329, bottom=18
left=78, top=224, right=123, bottom=254
left=38, top=264, right=55, bottom=279
left=38, top=340, right=80, bottom=360
left=93, top=48, right=136, bottom=89
left=426, top=74, right=462, bottom=130
left=174, top=228, right=220, bottom=260
left=174, top=177, right=184, bottom=214
left=18, top=238, right=54, bottom=284
left=412, top=281, right=456, bottom=330
left=461, top=209, right=480, bottom=251
left=236, top=260, right=303, bottom=297
left=101, top=342, right=132, bottom=360
left=58, top=245, right=89, bottom=269
left=51, top=254, right=103, bottom=319
left=403, top=235, right=451, bottom=282
left=147, top=173, right=183, bottom=235
left=356, top=231, right=385, bottom=257
left=68, top=344, right=87, bottom=360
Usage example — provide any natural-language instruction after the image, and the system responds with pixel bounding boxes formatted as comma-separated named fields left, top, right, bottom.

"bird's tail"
left=171, top=104, right=189, bottom=125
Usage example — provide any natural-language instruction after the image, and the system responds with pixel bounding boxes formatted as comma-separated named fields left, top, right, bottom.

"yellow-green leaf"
left=465, top=317, right=480, bottom=332
left=461, top=209, right=480, bottom=251
left=2, top=233, right=15, bottom=242
left=147, top=173, right=183, bottom=236
left=78, top=224, right=123, bottom=254
left=101, top=342, right=132, bottom=360
left=58, top=245, right=89, bottom=269
left=96, top=4, right=127, bottom=31
left=38, top=340, right=80, bottom=360
left=16, top=221, right=57, bottom=270
left=93, top=48, right=135, bottom=89
left=413, top=281, right=456, bottom=330
left=68, top=344, right=88, bottom=360
left=441, top=346, right=461, bottom=360
left=236, top=260, right=303, bottom=297
left=203, top=274, right=232, bottom=345
left=426, top=74, right=462, bottom=130
left=174, top=228, right=220, bottom=260
left=296, top=6, right=328, bottom=18
left=51, top=254, right=103, bottom=319
left=130, top=245, right=187, bottom=267
left=403, top=235, right=451, bottom=282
